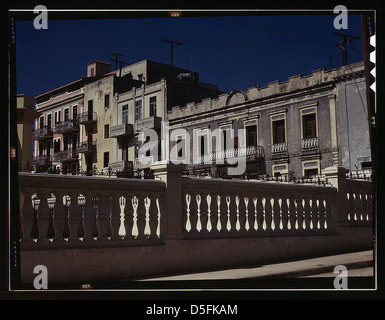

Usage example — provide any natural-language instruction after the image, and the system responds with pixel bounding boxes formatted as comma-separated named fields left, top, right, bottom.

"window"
left=149, top=96, right=157, bottom=117
left=304, top=168, right=318, bottom=178
left=246, top=124, right=258, bottom=147
left=103, top=152, right=109, bottom=168
left=272, top=119, right=285, bottom=144
left=64, top=108, right=69, bottom=121
left=104, top=94, right=110, bottom=109
left=39, top=142, right=44, bottom=156
left=63, top=136, right=69, bottom=150
left=104, top=124, right=109, bottom=139
left=221, top=127, right=231, bottom=151
left=135, top=100, right=142, bottom=120
left=122, top=104, right=128, bottom=124
left=302, top=113, right=317, bottom=139
left=54, top=139, right=60, bottom=153
left=72, top=106, right=78, bottom=120
left=47, top=114, right=52, bottom=130
left=302, top=159, right=320, bottom=178
left=39, top=116, right=44, bottom=128
left=177, top=136, right=185, bottom=158
left=55, top=111, right=61, bottom=124
left=90, top=68, right=95, bottom=77
left=197, top=130, right=209, bottom=158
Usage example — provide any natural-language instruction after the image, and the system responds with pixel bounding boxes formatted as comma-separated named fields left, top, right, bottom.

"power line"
left=212, top=16, right=336, bottom=47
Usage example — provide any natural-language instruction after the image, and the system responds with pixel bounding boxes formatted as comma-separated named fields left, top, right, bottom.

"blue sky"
left=16, top=13, right=364, bottom=98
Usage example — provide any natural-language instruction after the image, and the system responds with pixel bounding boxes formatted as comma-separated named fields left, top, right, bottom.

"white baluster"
left=302, top=199, right=307, bottom=230
left=235, top=196, right=240, bottom=231
left=253, top=198, right=258, bottom=231
left=347, top=192, right=351, bottom=221
left=144, top=196, right=151, bottom=238
left=206, top=194, right=212, bottom=232
left=270, top=198, right=275, bottom=231
left=323, top=199, right=328, bottom=229
left=309, top=199, right=314, bottom=230
left=47, top=193, right=56, bottom=242
left=131, top=196, right=139, bottom=238
left=244, top=197, right=250, bottom=231
left=185, top=193, right=191, bottom=232
left=217, top=195, right=222, bottom=232
left=353, top=193, right=357, bottom=221
left=262, top=197, right=267, bottom=231
left=294, top=199, right=299, bottom=230
left=118, top=196, right=126, bottom=239
left=226, top=196, right=231, bottom=232
left=287, top=198, right=292, bottom=230
left=196, top=194, right=202, bottom=232
left=278, top=198, right=283, bottom=230
left=156, top=198, right=161, bottom=238
left=316, top=199, right=321, bottom=229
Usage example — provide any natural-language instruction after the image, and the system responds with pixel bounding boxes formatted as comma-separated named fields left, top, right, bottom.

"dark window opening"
left=303, top=113, right=317, bottom=139
left=273, top=119, right=285, bottom=144
left=104, top=152, right=109, bottom=168
left=246, top=125, right=258, bottom=147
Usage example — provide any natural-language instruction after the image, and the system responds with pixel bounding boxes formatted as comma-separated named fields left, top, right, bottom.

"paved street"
left=139, top=250, right=374, bottom=281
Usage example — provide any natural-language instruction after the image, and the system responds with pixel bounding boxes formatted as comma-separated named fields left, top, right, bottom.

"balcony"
left=54, top=120, right=79, bottom=134
left=53, top=149, right=78, bottom=162
left=78, top=111, right=97, bottom=125
left=271, top=142, right=287, bottom=157
left=31, top=155, right=49, bottom=166
left=108, top=160, right=133, bottom=172
left=76, top=140, right=97, bottom=153
left=197, top=146, right=265, bottom=165
left=32, top=126, right=53, bottom=140
left=301, top=137, right=319, bottom=152
left=135, top=155, right=155, bottom=169
left=109, top=123, right=133, bottom=138
left=134, top=116, right=162, bottom=132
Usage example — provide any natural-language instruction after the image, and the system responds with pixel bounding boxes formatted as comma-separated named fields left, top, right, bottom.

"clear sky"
left=16, top=12, right=364, bottom=98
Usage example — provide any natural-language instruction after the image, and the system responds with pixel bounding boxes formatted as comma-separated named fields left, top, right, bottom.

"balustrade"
left=346, top=179, right=373, bottom=224
left=19, top=173, right=165, bottom=245
left=182, top=177, right=337, bottom=237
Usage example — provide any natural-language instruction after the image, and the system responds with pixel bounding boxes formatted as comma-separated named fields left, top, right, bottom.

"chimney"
left=87, top=61, right=111, bottom=77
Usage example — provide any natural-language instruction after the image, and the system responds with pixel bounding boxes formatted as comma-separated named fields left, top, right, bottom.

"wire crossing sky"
left=16, top=13, right=364, bottom=98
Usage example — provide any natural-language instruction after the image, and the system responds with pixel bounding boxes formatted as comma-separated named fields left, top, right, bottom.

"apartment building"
left=166, top=61, right=371, bottom=179
left=32, top=59, right=222, bottom=174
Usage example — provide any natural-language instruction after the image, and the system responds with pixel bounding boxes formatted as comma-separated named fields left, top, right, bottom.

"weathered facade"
left=166, top=61, right=370, bottom=179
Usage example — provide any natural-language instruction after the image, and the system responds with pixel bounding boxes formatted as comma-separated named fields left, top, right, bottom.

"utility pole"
left=111, top=52, right=123, bottom=71
left=332, top=32, right=360, bottom=66
left=162, top=38, right=183, bottom=79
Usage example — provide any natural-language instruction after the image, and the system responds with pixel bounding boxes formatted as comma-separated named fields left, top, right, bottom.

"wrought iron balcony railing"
left=31, top=155, right=49, bottom=165
left=78, top=111, right=97, bottom=124
left=54, top=120, right=79, bottom=134
left=134, top=116, right=162, bottom=132
left=108, top=160, right=133, bottom=172
left=32, top=126, right=53, bottom=140
left=109, top=123, right=133, bottom=138
left=53, top=149, right=78, bottom=162
left=76, top=140, right=97, bottom=153
left=135, top=155, right=155, bottom=169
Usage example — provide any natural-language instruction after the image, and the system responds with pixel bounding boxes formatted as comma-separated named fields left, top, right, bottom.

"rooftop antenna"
left=332, top=32, right=360, bottom=66
left=118, top=60, right=130, bottom=77
left=162, top=38, right=183, bottom=79
left=111, top=52, right=123, bottom=71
